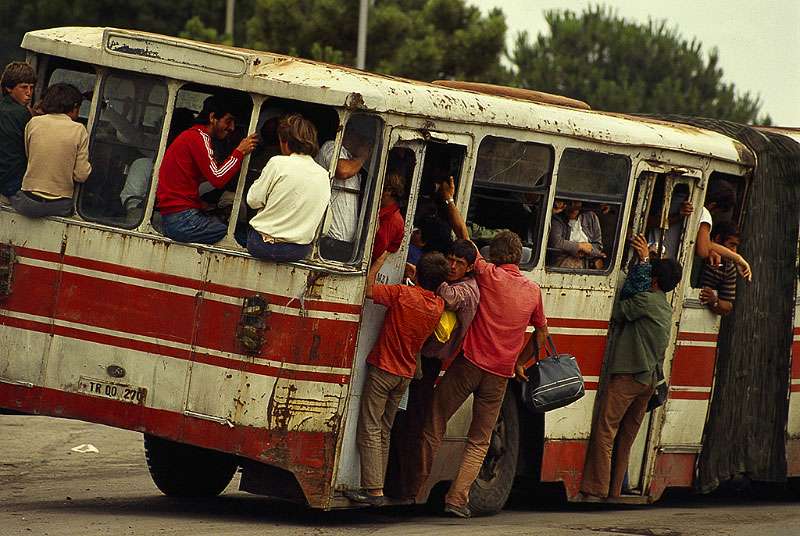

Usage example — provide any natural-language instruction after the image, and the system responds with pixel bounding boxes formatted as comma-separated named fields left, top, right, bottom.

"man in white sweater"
left=246, top=114, right=330, bottom=262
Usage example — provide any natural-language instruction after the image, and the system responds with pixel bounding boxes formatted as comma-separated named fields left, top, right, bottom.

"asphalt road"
left=1, top=415, right=798, bottom=536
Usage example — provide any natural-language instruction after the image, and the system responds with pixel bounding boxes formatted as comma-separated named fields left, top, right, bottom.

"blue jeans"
left=162, top=209, right=227, bottom=244
left=246, top=228, right=311, bottom=262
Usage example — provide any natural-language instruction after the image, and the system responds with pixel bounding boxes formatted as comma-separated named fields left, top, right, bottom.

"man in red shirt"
left=346, top=250, right=450, bottom=506
left=410, top=177, right=549, bottom=518
left=371, top=172, right=405, bottom=261
left=156, top=95, right=258, bottom=244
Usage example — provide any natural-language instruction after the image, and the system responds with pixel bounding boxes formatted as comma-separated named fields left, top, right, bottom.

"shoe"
left=443, top=503, right=471, bottom=518
left=344, top=489, right=385, bottom=506
left=576, top=492, right=606, bottom=503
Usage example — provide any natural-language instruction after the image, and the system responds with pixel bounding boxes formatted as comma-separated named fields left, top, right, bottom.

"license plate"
left=78, top=377, right=147, bottom=405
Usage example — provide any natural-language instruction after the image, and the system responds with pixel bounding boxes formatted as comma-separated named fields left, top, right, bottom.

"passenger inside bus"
left=10, top=83, right=91, bottom=218
left=245, top=114, right=329, bottom=262
left=155, top=93, right=258, bottom=244
left=698, top=220, right=741, bottom=316
left=315, top=125, right=372, bottom=261
left=547, top=198, right=606, bottom=269
left=371, top=172, right=406, bottom=261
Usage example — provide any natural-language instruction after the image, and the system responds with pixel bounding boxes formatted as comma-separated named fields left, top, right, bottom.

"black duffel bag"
left=520, top=335, right=585, bottom=413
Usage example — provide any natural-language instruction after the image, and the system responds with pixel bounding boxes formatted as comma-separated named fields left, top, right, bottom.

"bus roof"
left=22, top=26, right=754, bottom=167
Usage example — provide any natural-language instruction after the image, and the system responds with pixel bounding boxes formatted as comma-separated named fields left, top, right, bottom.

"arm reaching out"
left=365, top=252, right=388, bottom=299
left=440, top=176, right=469, bottom=240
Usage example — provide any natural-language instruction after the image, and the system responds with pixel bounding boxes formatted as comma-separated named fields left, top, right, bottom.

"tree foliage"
left=511, top=6, right=769, bottom=124
left=244, top=0, right=509, bottom=83
left=0, top=2, right=769, bottom=124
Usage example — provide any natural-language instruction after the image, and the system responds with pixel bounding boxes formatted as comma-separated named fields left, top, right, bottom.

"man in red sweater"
left=156, top=95, right=258, bottom=244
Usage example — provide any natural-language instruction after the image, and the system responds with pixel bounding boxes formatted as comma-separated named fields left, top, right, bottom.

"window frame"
left=545, top=148, right=632, bottom=276
left=467, top=134, right=556, bottom=271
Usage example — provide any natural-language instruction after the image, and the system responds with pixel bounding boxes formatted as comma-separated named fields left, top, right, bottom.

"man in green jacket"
left=0, top=62, right=36, bottom=199
left=580, top=234, right=683, bottom=499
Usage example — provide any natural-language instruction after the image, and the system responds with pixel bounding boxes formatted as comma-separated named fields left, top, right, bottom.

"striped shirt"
left=156, top=125, right=243, bottom=215
left=700, top=261, right=737, bottom=303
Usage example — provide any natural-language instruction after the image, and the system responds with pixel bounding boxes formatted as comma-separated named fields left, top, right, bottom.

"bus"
left=0, top=27, right=798, bottom=514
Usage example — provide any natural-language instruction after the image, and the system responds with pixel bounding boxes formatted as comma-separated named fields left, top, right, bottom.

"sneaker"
left=443, top=503, right=471, bottom=518
left=344, top=489, right=385, bottom=506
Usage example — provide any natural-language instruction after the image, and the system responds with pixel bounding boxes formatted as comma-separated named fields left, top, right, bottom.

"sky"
left=468, top=0, right=800, bottom=126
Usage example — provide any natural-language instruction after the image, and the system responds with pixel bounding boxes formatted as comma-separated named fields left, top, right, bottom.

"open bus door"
left=598, top=163, right=700, bottom=501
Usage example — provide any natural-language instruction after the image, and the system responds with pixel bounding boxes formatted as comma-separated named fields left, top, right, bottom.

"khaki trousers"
left=413, top=355, right=508, bottom=508
left=356, top=365, right=411, bottom=490
left=581, top=373, right=654, bottom=498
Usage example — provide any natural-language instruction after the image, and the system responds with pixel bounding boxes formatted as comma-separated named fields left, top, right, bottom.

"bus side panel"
left=787, top=296, right=800, bottom=477
left=0, top=213, right=66, bottom=390
left=660, top=302, right=721, bottom=448
left=0, top=222, right=363, bottom=508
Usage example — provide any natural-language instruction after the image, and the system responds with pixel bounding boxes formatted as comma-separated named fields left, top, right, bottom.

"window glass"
left=77, top=72, right=167, bottom=228
left=547, top=149, right=631, bottom=272
left=316, top=113, right=384, bottom=263
left=557, top=149, right=630, bottom=199
left=467, top=136, right=553, bottom=266
left=46, top=66, right=97, bottom=124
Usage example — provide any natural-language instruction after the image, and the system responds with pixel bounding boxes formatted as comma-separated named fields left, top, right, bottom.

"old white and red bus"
left=0, top=27, right=798, bottom=514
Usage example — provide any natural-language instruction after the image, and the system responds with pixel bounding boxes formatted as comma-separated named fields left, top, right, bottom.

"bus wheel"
left=468, top=389, right=520, bottom=516
left=143, top=434, right=238, bottom=497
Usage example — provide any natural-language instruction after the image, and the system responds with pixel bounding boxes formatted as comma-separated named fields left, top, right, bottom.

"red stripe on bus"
left=548, top=333, right=607, bottom=376
left=0, top=313, right=350, bottom=385
left=670, top=346, right=717, bottom=387
left=669, top=390, right=710, bottom=400
left=13, top=245, right=62, bottom=264
left=548, top=318, right=609, bottom=329
left=15, top=244, right=362, bottom=316
left=790, top=384, right=800, bottom=393
left=15, top=265, right=358, bottom=370
left=3, top=264, right=60, bottom=321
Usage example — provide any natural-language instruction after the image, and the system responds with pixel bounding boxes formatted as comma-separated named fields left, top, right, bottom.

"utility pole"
left=356, top=0, right=368, bottom=70
left=225, top=0, right=235, bottom=41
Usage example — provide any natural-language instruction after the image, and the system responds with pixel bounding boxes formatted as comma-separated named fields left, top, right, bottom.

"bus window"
left=317, top=113, right=384, bottom=264
left=77, top=72, right=167, bottom=229
left=149, top=84, right=253, bottom=235
left=547, top=149, right=630, bottom=272
left=467, top=136, right=553, bottom=267
left=240, top=99, right=340, bottom=239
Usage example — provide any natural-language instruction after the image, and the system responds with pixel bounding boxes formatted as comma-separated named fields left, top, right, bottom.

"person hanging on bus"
left=9, top=83, right=91, bottom=218
left=548, top=198, right=606, bottom=269
left=315, top=128, right=372, bottom=259
left=580, top=234, right=682, bottom=500
left=388, top=238, right=481, bottom=500
left=698, top=221, right=741, bottom=316
left=245, top=114, right=330, bottom=262
left=371, top=172, right=405, bottom=262
left=155, top=94, right=258, bottom=244
left=409, top=176, right=548, bottom=518
left=0, top=61, right=36, bottom=202
left=346, top=250, right=449, bottom=506
left=684, top=180, right=752, bottom=281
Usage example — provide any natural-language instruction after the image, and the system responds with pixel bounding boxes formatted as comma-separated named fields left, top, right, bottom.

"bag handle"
left=525, top=334, right=558, bottom=369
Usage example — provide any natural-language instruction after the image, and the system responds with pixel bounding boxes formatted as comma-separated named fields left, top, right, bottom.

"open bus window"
left=316, top=113, right=384, bottom=264
left=239, top=99, right=340, bottom=239
left=148, top=85, right=253, bottom=234
left=77, top=72, right=167, bottom=229
left=467, top=136, right=553, bottom=268
left=547, top=149, right=631, bottom=272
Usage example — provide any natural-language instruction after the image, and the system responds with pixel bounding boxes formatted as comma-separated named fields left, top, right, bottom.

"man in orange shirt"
left=346, top=250, right=450, bottom=506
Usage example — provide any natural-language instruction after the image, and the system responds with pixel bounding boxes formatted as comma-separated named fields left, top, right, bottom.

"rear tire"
left=143, top=434, right=238, bottom=497
left=468, top=389, right=520, bottom=516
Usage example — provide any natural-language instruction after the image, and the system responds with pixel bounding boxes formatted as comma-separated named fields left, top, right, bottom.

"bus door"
left=607, top=163, right=700, bottom=496
left=335, top=128, right=472, bottom=491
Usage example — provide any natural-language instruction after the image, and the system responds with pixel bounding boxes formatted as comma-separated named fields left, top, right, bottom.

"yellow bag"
left=434, top=310, right=458, bottom=343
